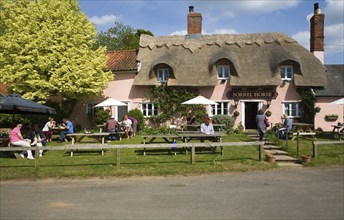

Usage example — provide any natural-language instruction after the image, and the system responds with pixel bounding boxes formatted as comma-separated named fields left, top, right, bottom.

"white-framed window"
left=217, top=65, right=230, bottom=80
left=86, top=103, right=97, bottom=117
left=283, top=102, right=301, bottom=117
left=157, top=68, right=169, bottom=83
left=210, top=102, right=229, bottom=116
left=141, top=103, right=159, bottom=117
left=280, top=66, right=293, bottom=80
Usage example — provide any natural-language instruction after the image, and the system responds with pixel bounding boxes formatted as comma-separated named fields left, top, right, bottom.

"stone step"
left=263, top=145, right=281, bottom=150
left=275, top=155, right=299, bottom=162
left=264, top=149, right=289, bottom=155
left=277, top=162, right=303, bottom=167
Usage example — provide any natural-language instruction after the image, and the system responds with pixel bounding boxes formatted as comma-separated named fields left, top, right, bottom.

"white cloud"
left=291, top=31, right=310, bottom=50
left=208, top=29, right=239, bottom=35
left=170, top=30, right=187, bottom=35
left=89, top=15, right=118, bottom=26
left=170, top=28, right=239, bottom=36
left=325, top=0, right=344, bottom=25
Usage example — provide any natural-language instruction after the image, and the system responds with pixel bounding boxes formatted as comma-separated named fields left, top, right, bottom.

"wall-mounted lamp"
left=234, top=99, right=239, bottom=108
left=266, top=99, right=272, bottom=108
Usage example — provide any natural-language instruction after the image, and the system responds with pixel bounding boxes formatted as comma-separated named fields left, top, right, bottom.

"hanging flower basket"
left=325, top=114, right=338, bottom=121
left=265, top=110, right=272, bottom=117
left=233, top=110, right=240, bottom=117
left=314, top=106, right=321, bottom=113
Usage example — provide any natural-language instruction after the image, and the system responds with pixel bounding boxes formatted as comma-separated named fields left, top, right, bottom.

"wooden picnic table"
left=292, top=123, right=316, bottom=140
left=66, top=132, right=110, bottom=157
left=141, top=134, right=180, bottom=155
left=331, top=125, right=344, bottom=139
left=66, top=132, right=110, bottom=145
left=181, top=124, right=226, bottom=131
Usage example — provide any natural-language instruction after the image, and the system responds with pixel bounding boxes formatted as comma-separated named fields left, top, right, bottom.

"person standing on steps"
left=256, top=109, right=267, bottom=141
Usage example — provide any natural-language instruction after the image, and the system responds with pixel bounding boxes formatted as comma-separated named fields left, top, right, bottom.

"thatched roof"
left=134, top=33, right=326, bottom=87
left=314, top=65, right=344, bottom=97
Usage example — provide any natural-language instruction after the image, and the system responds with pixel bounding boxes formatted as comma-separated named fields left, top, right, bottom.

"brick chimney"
left=310, top=3, right=325, bottom=64
left=187, top=6, right=202, bottom=35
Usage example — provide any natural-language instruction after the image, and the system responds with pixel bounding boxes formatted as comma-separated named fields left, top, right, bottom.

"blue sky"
left=78, top=0, right=343, bottom=64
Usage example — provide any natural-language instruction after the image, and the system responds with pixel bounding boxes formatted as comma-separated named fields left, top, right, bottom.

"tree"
left=0, top=0, right=113, bottom=103
left=93, top=21, right=153, bottom=50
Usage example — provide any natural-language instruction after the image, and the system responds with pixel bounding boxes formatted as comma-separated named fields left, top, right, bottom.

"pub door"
left=245, top=102, right=259, bottom=129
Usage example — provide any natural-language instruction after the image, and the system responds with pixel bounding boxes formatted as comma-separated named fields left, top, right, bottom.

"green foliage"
left=0, top=0, right=112, bottom=103
left=212, top=115, right=235, bottom=133
left=93, top=108, right=109, bottom=126
left=297, top=87, right=315, bottom=124
left=128, top=108, right=145, bottom=132
left=265, top=110, right=272, bottom=117
left=93, top=21, right=154, bottom=50
left=146, top=86, right=206, bottom=125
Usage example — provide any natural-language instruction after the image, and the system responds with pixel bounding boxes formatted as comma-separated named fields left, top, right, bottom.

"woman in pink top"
left=10, top=123, right=34, bottom=160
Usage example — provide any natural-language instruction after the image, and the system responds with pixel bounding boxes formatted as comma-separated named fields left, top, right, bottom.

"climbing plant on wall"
left=145, top=86, right=206, bottom=125
left=297, top=87, right=315, bottom=124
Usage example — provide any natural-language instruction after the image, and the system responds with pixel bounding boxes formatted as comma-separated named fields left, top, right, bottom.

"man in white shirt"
left=200, top=116, right=215, bottom=143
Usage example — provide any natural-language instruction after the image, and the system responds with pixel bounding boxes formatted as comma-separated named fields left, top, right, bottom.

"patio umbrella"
left=94, top=98, right=127, bottom=108
left=330, top=98, right=344, bottom=105
left=0, top=94, right=56, bottom=115
left=182, top=96, right=217, bottom=105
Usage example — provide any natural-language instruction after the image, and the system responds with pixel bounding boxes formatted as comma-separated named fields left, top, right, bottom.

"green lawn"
left=0, top=133, right=343, bottom=180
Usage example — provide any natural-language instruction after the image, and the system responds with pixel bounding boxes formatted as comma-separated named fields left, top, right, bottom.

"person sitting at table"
left=42, top=117, right=55, bottom=142
left=10, top=123, right=35, bottom=160
left=200, top=116, right=215, bottom=142
left=106, top=115, right=118, bottom=140
left=58, top=118, right=74, bottom=142
left=186, top=112, right=196, bottom=125
left=30, top=124, right=46, bottom=157
left=122, top=114, right=132, bottom=138
left=278, top=113, right=292, bottom=139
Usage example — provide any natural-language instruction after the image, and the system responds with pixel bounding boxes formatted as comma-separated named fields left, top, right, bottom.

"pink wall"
left=315, top=97, right=344, bottom=131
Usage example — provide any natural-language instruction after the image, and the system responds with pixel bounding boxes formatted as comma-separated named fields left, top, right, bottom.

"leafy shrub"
left=128, top=108, right=145, bottom=132
left=93, top=108, right=109, bottom=126
left=212, top=115, right=235, bottom=133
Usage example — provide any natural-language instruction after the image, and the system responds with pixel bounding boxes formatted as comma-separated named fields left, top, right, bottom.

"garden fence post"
left=190, top=145, right=195, bottom=164
left=116, top=147, right=120, bottom=167
left=296, top=131, right=300, bottom=157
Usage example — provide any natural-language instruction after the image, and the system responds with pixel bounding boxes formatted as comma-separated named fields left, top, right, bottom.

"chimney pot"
left=314, top=3, right=319, bottom=12
left=189, top=6, right=194, bottom=13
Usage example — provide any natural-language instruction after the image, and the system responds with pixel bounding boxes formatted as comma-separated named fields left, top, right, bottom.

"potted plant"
left=314, top=106, right=321, bottom=113
left=325, top=114, right=338, bottom=121
left=233, top=110, right=240, bottom=117
left=265, top=153, right=276, bottom=163
left=265, top=110, right=272, bottom=117
left=301, top=155, right=311, bottom=163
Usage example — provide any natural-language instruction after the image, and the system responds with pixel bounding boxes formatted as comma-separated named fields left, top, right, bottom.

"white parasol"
left=94, top=98, right=127, bottom=107
left=330, top=98, right=344, bottom=105
left=182, top=96, right=217, bottom=105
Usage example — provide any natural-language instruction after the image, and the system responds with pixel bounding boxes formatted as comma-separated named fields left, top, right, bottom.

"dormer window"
left=217, top=65, right=230, bottom=80
left=280, top=66, right=293, bottom=80
left=157, top=68, right=169, bottom=83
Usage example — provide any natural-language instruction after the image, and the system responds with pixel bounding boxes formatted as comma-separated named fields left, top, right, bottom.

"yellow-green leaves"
left=0, top=0, right=112, bottom=102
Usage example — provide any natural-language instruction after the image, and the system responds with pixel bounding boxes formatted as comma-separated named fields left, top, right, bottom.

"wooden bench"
left=64, top=144, right=108, bottom=157
left=7, top=142, right=23, bottom=159
left=108, top=131, right=125, bottom=141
